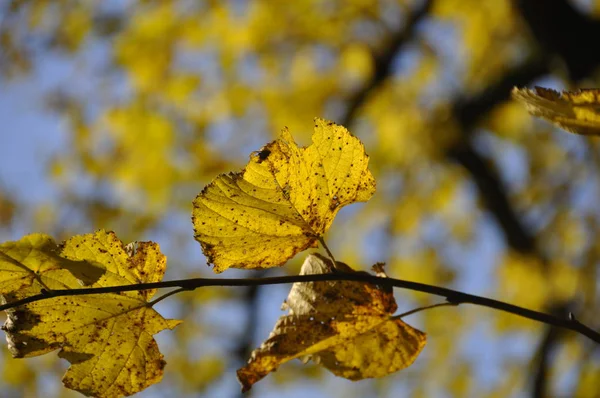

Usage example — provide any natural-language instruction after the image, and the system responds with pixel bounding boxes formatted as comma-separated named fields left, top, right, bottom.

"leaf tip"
left=236, top=367, right=256, bottom=393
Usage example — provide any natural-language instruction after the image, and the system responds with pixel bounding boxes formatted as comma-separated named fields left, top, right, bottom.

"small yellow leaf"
left=512, top=86, right=600, bottom=135
left=193, top=118, right=376, bottom=273
left=236, top=254, right=426, bottom=391
left=1, top=230, right=181, bottom=397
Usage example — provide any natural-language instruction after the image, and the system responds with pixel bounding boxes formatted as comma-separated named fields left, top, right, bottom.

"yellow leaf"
left=512, top=86, right=600, bottom=135
left=1, top=230, right=181, bottom=397
left=236, top=254, right=426, bottom=391
left=0, top=233, right=106, bottom=294
left=193, top=118, right=376, bottom=273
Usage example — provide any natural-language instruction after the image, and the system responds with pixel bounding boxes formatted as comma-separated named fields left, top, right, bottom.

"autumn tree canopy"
left=0, top=0, right=599, bottom=397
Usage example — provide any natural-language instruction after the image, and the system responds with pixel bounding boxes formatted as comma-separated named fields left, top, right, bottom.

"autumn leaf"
left=192, top=118, right=376, bottom=273
left=512, top=86, right=600, bottom=135
left=236, top=253, right=427, bottom=391
left=1, top=230, right=181, bottom=397
left=0, top=233, right=106, bottom=295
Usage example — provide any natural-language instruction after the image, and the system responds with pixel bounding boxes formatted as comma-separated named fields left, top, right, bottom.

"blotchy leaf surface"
left=236, top=254, right=426, bottom=391
left=512, top=86, right=600, bottom=135
left=1, top=230, right=181, bottom=397
left=0, top=234, right=106, bottom=294
left=192, top=118, right=376, bottom=273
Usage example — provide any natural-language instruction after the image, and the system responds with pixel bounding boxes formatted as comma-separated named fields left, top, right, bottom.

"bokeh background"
left=1, top=0, right=599, bottom=397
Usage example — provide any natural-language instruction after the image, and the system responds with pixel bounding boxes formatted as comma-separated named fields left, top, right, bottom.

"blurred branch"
left=341, top=0, right=432, bottom=126
left=233, top=274, right=264, bottom=398
left=453, top=59, right=550, bottom=135
left=531, top=326, right=559, bottom=398
left=529, top=303, right=570, bottom=398
left=447, top=141, right=536, bottom=254
left=514, top=0, right=600, bottom=81
left=3, top=273, right=599, bottom=344
left=447, top=58, right=549, bottom=255
left=507, top=3, right=600, bottom=393
left=339, top=0, right=549, bottom=255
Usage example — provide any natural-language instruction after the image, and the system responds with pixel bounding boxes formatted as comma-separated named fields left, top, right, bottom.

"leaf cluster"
left=1, top=98, right=599, bottom=397
left=0, top=119, right=424, bottom=396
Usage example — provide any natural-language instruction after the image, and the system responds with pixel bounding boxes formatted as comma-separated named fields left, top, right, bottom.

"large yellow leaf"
left=192, top=118, right=376, bottom=273
left=236, top=254, right=426, bottom=391
left=1, top=230, right=181, bottom=397
left=512, top=86, right=600, bottom=135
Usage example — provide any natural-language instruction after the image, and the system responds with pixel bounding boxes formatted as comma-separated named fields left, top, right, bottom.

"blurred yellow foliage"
left=497, top=252, right=580, bottom=331
left=103, top=103, right=178, bottom=208
left=115, top=4, right=178, bottom=93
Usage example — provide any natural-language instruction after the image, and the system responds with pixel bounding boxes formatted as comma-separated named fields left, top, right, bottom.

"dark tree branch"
left=2, top=273, right=598, bottom=344
left=338, top=0, right=549, bottom=255
left=453, top=0, right=600, bottom=255
left=529, top=302, right=573, bottom=398
left=532, top=327, right=558, bottom=398
left=233, top=281, right=262, bottom=398
left=514, top=0, right=600, bottom=81
left=447, top=58, right=550, bottom=255
left=447, top=141, right=535, bottom=254
left=453, top=59, right=550, bottom=135
left=341, top=0, right=432, bottom=127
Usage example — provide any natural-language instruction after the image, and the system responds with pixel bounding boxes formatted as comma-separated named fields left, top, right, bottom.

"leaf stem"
left=318, top=237, right=336, bottom=265
left=0, top=273, right=598, bottom=344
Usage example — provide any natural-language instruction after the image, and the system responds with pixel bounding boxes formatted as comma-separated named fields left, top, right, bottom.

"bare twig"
left=148, top=287, right=191, bottom=307
left=1, top=273, right=598, bottom=344
left=392, top=301, right=458, bottom=320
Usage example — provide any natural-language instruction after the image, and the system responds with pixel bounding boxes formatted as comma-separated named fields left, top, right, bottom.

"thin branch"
left=147, top=287, right=191, bottom=307
left=0, top=273, right=598, bottom=344
left=392, top=301, right=458, bottom=320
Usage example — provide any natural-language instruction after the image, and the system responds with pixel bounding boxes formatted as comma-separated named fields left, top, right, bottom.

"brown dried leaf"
left=237, top=253, right=426, bottom=391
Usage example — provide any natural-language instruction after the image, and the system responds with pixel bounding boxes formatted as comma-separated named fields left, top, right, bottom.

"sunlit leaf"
left=512, top=86, right=600, bottom=135
left=1, top=230, right=181, bottom=397
left=236, top=253, right=426, bottom=391
left=0, top=234, right=106, bottom=295
left=192, top=118, right=376, bottom=273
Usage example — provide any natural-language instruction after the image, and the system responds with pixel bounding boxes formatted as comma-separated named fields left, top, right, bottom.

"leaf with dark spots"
left=237, top=254, right=426, bottom=391
left=0, top=234, right=107, bottom=294
left=1, top=230, right=181, bottom=397
left=193, top=118, right=376, bottom=273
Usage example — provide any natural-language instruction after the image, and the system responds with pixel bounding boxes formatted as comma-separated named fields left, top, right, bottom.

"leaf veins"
left=512, top=86, right=600, bottom=136
left=236, top=253, right=426, bottom=391
left=1, top=230, right=181, bottom=397
left=192, top=118, right=376, bottom=273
